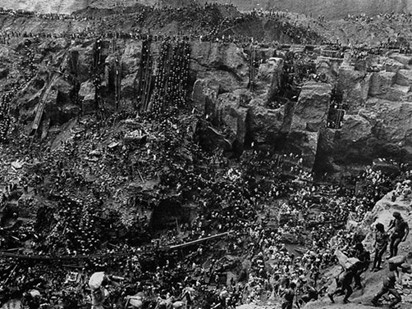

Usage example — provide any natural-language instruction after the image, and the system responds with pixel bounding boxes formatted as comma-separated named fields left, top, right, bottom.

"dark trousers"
left=373, top=246, right=387, bottom=269
left=281, top=301, right=293, bottom=309
left=389, top=237, right=402, bottom=257
left=354, top=271, right=362, bottom=288
left=372, top=286, right=401, bottom=307
left=332, top=284, right=352, bottom=301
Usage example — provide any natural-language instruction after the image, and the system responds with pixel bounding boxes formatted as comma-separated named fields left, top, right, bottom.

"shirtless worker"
left=387, top=212, right=409, bottom=259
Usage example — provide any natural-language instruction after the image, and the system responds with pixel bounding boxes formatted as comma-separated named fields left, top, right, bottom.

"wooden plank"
left=168, top=232, right=230, bottom=250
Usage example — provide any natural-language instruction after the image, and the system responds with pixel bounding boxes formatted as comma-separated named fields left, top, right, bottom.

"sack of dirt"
left=388, top=255, right=407, bottom=266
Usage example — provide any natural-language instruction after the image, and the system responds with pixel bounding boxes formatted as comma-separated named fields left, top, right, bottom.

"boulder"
left=120, top=74, right=137, bottom=103
left=390, top=53, right=412, bottom=66
left=340, top=114, right=372, bottom=143
left=257, top=57, right=283, bottom=83
left=198, top=71, right=242, bottom=93
left=191, top=42, right=248, bottom=81
left=367, top=100, right=412, bottom=145
left=214, top=89, right=250, bottom=146
left=291, top=82, right=332, bottom=132
left=337, top=67, right=370, bottom=113
left=256, top=57, right=284, bottom=101
left=384, top=58, right=404, bottom=73
left=316, top=56, right=342, bottom=83
left=328, top=99, right=412, bottom=168
left=51, top=77, right=73, bottom=95
left=78, top=80, right=96, bottom=113
left=379, top=84, right=410, bottom=101
left=368, top=71, right=396, bottom=96
left=247, top=100, right=286, bottom=144
left=121, top=41, right=142, bottom=75
left=191, top=78, right=220, bottom=115
left=71, top=42, right=94, bottom=83
left=44, top=89, right=58, bottom=108
left=396, top=69, right=412, bottom=87
left=38, top=38, right=69, bottom=53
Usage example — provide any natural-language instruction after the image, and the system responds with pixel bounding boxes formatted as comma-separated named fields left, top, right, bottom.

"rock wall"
left=3, top=29, right=412, bottom=176
left=317, top=52, right=412, bottom=175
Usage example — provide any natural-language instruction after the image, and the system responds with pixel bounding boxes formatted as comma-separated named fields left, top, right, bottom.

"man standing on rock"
left=387, top=212, right=409, bottom=259
left=371, top=263, right=402, bottom=308
left=372, top=223, right=389, bottom=271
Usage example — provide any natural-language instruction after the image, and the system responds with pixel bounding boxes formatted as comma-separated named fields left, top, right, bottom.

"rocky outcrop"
left=287, top=82, right=332, bottom=168
left=396, top=69, right=412, bottom=87
left=247, top=100, right=287, bottom=144
left=256, top=57, right=284, bottom=102
left=337, top=67, right=370, bottom=113
left=318, top=98, right=412, bottom=172
left=4, top=28, right=412, bottom=176
left=191, top=42, right=248, bottom=84
left=214, top=89, right=250, bottom=147
left=78, top=80, right=96, bottom=113
left=340, top=114, right=372, bottom=143
left=191, top=79, right=220, bottom=115
left=368, top=71, right=396, bottom=96
left=390, top=53, right=412, bottom=66
left=384, top=58, right=405, bottom=73
left=316, top=56, right=342, bottom=83
left=291, top=82, right=332, bottom=132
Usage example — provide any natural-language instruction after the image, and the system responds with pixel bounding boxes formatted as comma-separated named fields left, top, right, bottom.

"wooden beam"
left=167, top=231, right=231, bottom=250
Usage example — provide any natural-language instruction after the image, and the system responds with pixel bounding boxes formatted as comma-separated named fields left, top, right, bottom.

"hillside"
left=198, top=0, right=412, bottom=19
left=0, top=0, right=89, bottom=14
left=2, top=0, right=412, bottom=19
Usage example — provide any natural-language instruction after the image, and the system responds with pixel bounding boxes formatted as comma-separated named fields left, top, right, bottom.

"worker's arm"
left=402, top=225, right=409, bottom=242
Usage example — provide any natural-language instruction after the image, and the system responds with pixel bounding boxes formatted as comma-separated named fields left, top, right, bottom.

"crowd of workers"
left=0, top=2, right=325, bottom=46
left=0, top=124, right=409, bottom=309
left=0, top=2, right=412, bottom=309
